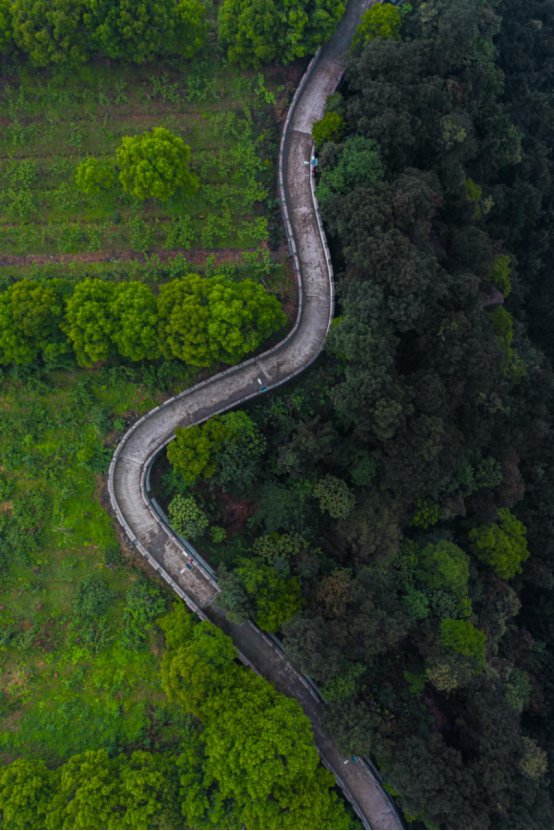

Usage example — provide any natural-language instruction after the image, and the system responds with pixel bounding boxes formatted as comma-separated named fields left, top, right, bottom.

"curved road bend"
left=108, top=1, right=402, bottom=828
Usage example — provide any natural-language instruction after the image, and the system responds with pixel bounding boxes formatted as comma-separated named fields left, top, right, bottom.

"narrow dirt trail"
left=108, top=2, right=403, bottom=827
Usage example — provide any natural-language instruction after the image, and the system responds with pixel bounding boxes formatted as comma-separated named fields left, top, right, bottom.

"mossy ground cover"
left=0, top=48, right=292, bottom=764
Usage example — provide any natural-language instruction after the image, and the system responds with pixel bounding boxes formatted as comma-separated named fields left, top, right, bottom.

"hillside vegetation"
left=161, top=1, right=554, bottom=827
left=0, top=1, right=353, bottom=828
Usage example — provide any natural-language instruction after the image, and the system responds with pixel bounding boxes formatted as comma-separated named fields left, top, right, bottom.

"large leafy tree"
left=201, top=672, right=350, bottom=828
left=416, top=540, right=470, bottom=598
left=167, top=411, right=265, bottom=490
left=218, top=0, right=345, bottom=67
left=233, top=557, right=302, bottom=632
left=206, top=277, right=286, bottom=364
left=317, top=135, right=384, bottom=205
left=0, top=280, right=66, bottom=366
left=0, top=758, right=55, bottom=830
left=168, top=493, right=208, bottom=540
left=10, top=0, right=88, bottom=65
left=167, top=417, right=229, bottom=484
left=116, top=127, right=197, bottom=201
left=158, top=274, right=285, bottom=366
left=469, top=508, right=530, bottom=580
left=212, top=410, right=266, bottom=495
left=314, top=474, right=355, bottom=520
left=161, top=619, right=240, bottom=718
left=160, top=605, right=351, bottom=829
left=157, top=273, right=212, bottom=365
left=354, top=2, right=403, bottom=45
left=440, top=618, right=487, bottom=667
left=110, top=281, right=160, bottom=362
left=0, top=751, right=176, bottom=830
left=45, top=749, right=117, bottom=830
left=84, top=0, right=207, bottom=62
left=64, top=278, right=115, bottom=366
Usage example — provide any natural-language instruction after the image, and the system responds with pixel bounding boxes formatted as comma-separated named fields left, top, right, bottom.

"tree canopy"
left=0, top=271, right=285, bottom=370
left=64, top=279, right=115, bottom=366
left=75, top=157, right=115, bottom=196
left=115, top=127, right=197, bottom=201
left=218, top=0, right=345, bottom=66
left=84, top=0, right=207, bottom=63
left=1, top=0, right=208, bottom=65
left=110, top=281, right=160, bottom=362
left=0, top=279, right=66, bottom=366
left=469, top=508, right=530, bottom=580
left=354, top=2, right=403, bottom=45
left=158, top=274, right=285, bottom=366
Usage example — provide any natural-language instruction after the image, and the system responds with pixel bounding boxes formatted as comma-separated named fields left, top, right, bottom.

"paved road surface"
left=108, top=1, right=403, bottom=827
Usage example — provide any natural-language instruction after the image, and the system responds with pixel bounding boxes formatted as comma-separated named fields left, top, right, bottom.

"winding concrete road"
left=108, top=1, right=403, bottom=827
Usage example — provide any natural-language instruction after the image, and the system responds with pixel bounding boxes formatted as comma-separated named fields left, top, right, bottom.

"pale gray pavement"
left=108, top=1, right=403, bottom=827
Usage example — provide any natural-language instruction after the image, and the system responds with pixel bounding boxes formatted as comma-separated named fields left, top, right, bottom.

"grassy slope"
left=0, top=365, right=196, bottom=762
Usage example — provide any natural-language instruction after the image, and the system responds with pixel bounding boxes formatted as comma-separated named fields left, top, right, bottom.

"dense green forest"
left=2, top=0, right=554, bottom=828
left=160, top=0, right=554, bottom=827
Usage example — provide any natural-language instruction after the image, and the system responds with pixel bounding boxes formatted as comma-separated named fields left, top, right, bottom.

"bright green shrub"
left=110, top=282, right=160, bottom=362
left=312, top=112, right=344, bottom=147
left=167, top=417, right=229, bottom=485
left=75, top=157, right=115, bottom=195
left=64, top=278, right=115, bottom=366
left=116, top=127, right=198, bottom=201
left=440, top=618, right=486, bottom=666
left=168, top=494, right=209, bottom=540
left=218, top=0, right=345, bottom=67
left=355, top=2, right=403, bottom=45
left=0, top=280, right=66, bottom=366
left=469, top=508, right=530, bottom=580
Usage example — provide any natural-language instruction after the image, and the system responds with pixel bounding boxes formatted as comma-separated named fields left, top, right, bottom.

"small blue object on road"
left=257, top=378, right=269, bottom=393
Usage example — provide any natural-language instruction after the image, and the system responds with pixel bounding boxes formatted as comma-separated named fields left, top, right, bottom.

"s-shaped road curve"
left=108, top=1, right=403, bottom=827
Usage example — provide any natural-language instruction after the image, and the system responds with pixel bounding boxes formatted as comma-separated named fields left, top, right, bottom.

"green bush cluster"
left=0, top=0, right=208, bottom=67
left=76, top=127, right=198, bottom=203
left=167, top=410, right=267, bottom=495
left=218, top=0, right=345, bottom=67
left=0, top=275, right=286, bottom=369
left=168, top=494, right=209, bottom=540
left=354, top=2, right=404, bottom=45
left=1, top=0, right=349, bottom=70
left=312, top=111, right=344, bottom=147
